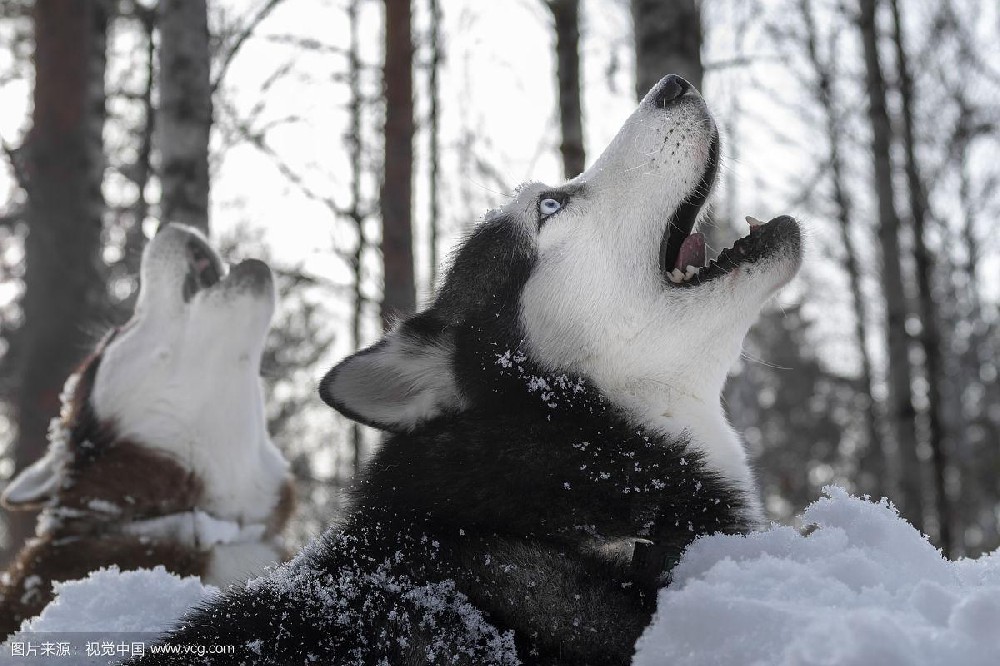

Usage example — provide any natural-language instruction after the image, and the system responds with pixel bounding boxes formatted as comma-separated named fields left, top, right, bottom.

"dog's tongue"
left=674, top=232, right=706, bottom=270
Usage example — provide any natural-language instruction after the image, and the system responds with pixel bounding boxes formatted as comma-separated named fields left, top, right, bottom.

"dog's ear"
left=2, top=448, right=65, bottom=510
left=319, top=315, right=464, bottom=432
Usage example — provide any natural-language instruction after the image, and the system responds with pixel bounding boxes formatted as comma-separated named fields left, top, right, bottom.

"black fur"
left=132, top=215, right=752, bottom=665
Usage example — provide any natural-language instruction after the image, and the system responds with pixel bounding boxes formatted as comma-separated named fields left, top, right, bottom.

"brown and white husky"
left=0, top=224, right=293, bottom=638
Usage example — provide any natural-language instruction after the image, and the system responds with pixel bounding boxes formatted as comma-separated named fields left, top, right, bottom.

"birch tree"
left=158, top=0, right=211, bottom=233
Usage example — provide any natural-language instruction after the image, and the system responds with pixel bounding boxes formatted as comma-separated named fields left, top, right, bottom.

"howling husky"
left=0, top=225, right=293, bottom=638
left=136, top=75, right=801, bottom=665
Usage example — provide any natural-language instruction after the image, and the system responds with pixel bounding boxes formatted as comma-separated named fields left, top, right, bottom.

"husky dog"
left=135, top=75, right=801, bottom=665
left=0, top=225, right=293, bottom=638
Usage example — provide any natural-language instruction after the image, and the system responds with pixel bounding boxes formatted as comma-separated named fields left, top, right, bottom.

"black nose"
left=652, top=75, right=692, bottom=108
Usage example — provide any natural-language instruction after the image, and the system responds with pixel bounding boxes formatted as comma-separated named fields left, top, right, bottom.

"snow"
left=633, top=486, right=1000, bottom=666
left=5, top=488, right=1000, bottom=665
left=16, top=566, right=215, bottom=635
left=3, top=566, right=216, bottom=663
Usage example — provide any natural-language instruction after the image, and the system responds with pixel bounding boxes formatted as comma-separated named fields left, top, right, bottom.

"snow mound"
left=3, top=566, right=216, bottom=663
left=633, top=486, right=1000, bottom=666
left=18, top=566, right=216, bottom=634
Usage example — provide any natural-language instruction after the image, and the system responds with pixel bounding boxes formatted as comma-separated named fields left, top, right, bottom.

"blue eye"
left=539, top=197, right=563, bottom=217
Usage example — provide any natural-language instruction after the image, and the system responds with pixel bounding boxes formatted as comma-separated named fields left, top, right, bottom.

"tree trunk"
left=800, top=0, right=884, bottom=498
left=380, top=0, right=416, bottom=329
left=887, top=0, right=950, bottom=555
left=953, top=98, right=984, bottom=351
left=548, top=0, right=585, bottom=179
left=631, top=0, right=703, bottom=99
left=10, top=0, right=109, bottom=559
left=428, top=0, right=442, bottom=289
left=158, top=0, right=211, bottom=234
left=955, top=111, right=997, bottom=554
left=858, top=0, right=925, bottom=531
left=348, top=0, right=365, bottom=473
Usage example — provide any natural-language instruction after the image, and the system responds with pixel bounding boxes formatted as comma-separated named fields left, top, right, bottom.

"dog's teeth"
left=684, top=265, right=698, bottom=278
left=668, top=269, right=683, bottom=283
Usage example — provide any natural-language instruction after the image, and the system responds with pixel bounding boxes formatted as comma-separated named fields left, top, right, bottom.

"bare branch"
left=258, top=34, right=351, bottom=57
left=212, top=0, right=286, bottom=94
left=218, top=97, right=347, bottom=220
left=0, top=138, right=27, bottom=191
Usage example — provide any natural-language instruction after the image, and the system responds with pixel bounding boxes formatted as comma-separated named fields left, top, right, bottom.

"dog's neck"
left=518, top=359, right=764, bottom=526
left=628, top=382, right=763, bottom=526
left=490, top=350, right=758, bottom=493
left=123, top=510, right=270, bottom=547
left=36, top=504, right=271, bottom=549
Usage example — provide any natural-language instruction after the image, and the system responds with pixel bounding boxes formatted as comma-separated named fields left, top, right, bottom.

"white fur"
left=123, top=510, right=267, bottom=547
left=206, top=541, right=285, bottom=587
left=120, top=509, right=284, bottom=587
left=91, top=225, right=289, bottom=528
left=513, top=88, right=799, bottom=521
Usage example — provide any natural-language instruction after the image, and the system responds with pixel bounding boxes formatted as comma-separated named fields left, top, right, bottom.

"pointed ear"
left=319, top=317, right=464, bottom=432
left=2, top=448, right=65, bottom=510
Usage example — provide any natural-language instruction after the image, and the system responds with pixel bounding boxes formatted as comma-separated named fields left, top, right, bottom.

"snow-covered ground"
left=3, top=566, right=216, bottom=664
left=3, top=488, right=999, bottom=665
left=634, top=487, right=1000, bottom=666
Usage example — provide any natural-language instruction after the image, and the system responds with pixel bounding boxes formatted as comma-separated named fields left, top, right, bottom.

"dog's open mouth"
left=182, top=236, right=225, bottom=302
left=658, top=139, right=796, bottom=288
left=662, top=214, right=800, bottom=288
left=658, top=136, right=719, bottom=285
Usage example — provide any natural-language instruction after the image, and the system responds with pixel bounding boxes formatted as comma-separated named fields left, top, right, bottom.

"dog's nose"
left=652, top=75, right=692, bottom=108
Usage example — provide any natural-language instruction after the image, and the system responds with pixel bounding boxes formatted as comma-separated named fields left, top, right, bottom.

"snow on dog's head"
left=3, top=224, right=289, bottom=531
left=322, top=76, right=800, bottom=497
